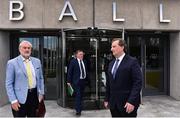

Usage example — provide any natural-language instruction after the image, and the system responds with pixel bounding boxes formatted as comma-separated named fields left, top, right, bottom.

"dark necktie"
left=112, top=59, right=119, bottom=79
left=80, top=60, right=85, bottom=79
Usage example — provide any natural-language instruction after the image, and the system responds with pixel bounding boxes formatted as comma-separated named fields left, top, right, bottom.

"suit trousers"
left=110, top=104, right=137, bottom=117
left=12, top=88, right=39, bottom=117
left=74, top=79, right=85, bottom=113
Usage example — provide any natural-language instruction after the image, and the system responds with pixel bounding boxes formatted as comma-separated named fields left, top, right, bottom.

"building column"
left=0, top=31, right=9, bottom=107
left=170, top=32, right=180, bottom=100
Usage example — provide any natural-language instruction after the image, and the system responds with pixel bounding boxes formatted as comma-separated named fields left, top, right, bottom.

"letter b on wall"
left=9, top=1, right=24, bottom=21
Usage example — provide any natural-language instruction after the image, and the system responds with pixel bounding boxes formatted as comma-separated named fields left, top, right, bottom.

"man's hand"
left=67, top=83, right=71, bottom=86
left=124, top=102, right=135, bottom=113
left=11, top=101, right=20, bottom=111
left=104, top=101, right=109, bottom=109
left=39, top=95, right=44, bottom=102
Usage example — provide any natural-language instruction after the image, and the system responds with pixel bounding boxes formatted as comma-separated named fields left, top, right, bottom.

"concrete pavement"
left=0, top=95, right=180, bottom=117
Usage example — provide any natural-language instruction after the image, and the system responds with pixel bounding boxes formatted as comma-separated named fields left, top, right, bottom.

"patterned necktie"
left=80, top=60, right=85, bottom=79
left=112, top=59, right=119, bottom=79
left=25, top=60, right=33, bottom=88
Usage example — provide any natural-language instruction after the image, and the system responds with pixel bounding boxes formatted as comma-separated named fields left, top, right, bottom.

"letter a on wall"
left=59, top=1, right=77, bottom=21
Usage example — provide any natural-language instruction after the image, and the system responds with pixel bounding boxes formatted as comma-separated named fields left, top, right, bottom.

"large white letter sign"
left=159, top=3, right=171, bottom=23
left=9, top=1, right=24, bottom=21
left=112, top=2, right=125, bottom=22
left=59, top=1, right=77, bottom=21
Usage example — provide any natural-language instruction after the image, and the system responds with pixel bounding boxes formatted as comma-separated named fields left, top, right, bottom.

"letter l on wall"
left=159, top=3, right=171, bottom=23
left=112, top=2, right=125, bottom=22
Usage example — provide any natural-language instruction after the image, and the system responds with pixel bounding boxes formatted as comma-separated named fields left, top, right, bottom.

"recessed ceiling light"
left=20, top=30, right=28, bottom=33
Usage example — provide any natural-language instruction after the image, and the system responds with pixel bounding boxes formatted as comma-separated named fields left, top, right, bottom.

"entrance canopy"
left=64, top=28, right=123, bottom=38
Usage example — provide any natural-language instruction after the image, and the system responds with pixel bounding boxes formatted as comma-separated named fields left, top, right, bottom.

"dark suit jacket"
left=67, top=58, right=88, bottom=86
left=105, top=54, right=142, bottom=110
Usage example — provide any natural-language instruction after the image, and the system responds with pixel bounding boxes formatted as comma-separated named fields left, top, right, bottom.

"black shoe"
left=76, top=112, right=81, bottom=116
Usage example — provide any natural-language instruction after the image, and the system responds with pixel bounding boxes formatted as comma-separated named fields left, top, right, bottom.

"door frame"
left=62, top=28, right=123, bottom=108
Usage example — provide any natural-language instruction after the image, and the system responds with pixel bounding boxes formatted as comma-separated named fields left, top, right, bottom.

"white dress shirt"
left=21, top=55, right=36, bottom=89
left=77, top=58, right=86, bottom=79
left=111, top=53, right=125, bottom=74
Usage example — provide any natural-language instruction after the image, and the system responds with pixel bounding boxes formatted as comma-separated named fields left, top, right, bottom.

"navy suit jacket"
left=105, top=54, right=142, bottom=110
left=67, top=58, right=88, bottom=86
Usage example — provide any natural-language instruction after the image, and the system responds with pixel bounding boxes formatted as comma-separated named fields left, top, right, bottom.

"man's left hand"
left=39, top=95, right=44, bottom=102
left=124, top=102, right=135, bottom=114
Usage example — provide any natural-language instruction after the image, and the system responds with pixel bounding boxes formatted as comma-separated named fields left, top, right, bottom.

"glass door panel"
left=144, top=37, right=164, bottom=95
left=43, top=36, right=58, bottom=99
left=126, top=33, right=167, bottom=96
left=98, top=37, right=113, bottom=108
left=126, top=36, right=142, bottom=66
left=66, top=37, right=99, bottom=109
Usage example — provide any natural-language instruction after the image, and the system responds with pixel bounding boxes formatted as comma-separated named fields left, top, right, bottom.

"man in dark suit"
left=104, top=38, right=142, bottom=117
left=67, top=50, right=88, bottom=116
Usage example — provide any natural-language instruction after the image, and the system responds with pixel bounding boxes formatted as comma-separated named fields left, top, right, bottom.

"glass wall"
left=10, top=30, right=169, bottom=109
left=126, top=33, right=169, bottom=95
